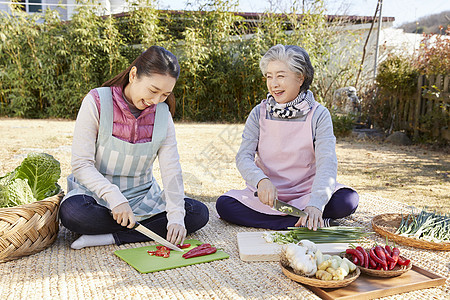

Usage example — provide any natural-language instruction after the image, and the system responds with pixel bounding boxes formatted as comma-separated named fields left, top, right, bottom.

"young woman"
left=60, top=46, right=209, bottom=249
left=216, top=44, right=359, bottom=231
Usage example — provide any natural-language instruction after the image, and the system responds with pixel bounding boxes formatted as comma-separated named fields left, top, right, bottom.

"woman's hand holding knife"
left=256, top=178, right=277, bottom=207
left=111, top=202, right=136, bottom=228
left=256, top=178, right=324, bottom=231
left=111, top=202, right=186, bottom=245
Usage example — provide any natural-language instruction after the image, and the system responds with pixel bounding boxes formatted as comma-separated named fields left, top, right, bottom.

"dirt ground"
left=0, top=118, right=449, bottom=214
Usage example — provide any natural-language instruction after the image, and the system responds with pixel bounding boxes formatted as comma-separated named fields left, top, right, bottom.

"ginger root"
left=315, top=270, right=333, bottom=281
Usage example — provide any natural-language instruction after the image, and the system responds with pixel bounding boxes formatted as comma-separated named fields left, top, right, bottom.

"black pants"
left=60, top=195, right=209, bottom=245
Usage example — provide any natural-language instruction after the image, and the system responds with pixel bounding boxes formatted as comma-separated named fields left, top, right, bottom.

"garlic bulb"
left=298, top=239, right=317, bottom=253
left=284, top=243, right=307, bottom=261
left=291, top=253, right=317, bottom=276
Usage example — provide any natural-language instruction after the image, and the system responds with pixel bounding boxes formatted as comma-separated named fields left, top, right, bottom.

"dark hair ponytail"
left=102, top=46, right=180, bottom=116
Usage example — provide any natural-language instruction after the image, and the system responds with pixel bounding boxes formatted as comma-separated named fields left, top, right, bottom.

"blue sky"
left=158, top=0, right=450, bottom=27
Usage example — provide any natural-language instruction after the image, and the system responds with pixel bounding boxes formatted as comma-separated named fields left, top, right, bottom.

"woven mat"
left=0, top=194, right=448, bottom=300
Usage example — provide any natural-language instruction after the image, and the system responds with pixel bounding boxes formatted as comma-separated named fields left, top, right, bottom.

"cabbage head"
left=14, top=152, right=61, bottom=201
left=0, top=153, right=61, bottom=207
left=0, top=178, right=35, bottom=207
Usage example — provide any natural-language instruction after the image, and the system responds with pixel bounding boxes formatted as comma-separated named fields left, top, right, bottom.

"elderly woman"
left=216, top=44, right=359, bottom=231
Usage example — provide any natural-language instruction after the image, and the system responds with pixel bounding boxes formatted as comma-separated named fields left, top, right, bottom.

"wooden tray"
left=372, top=213, right=450, bottom=251
left=306, top=265, right=445, bottom=300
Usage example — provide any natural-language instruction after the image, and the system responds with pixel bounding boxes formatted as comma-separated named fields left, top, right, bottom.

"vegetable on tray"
left=345, top=242, right=411, bottom=271
left=280, top=239, right=357, bottom=281
left=264, top=226, right=368, bottom=244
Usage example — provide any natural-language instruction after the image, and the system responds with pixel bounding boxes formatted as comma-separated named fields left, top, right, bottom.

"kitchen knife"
left=132, top=222, right=184, bottom=252
left=109, top=210, right=183, bottom=251
left=254, top=191, right=308, bottom=218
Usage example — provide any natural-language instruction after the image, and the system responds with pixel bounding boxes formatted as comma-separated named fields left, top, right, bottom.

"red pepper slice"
left=177, top=243, right=191, bottom=249
left=148, top=246, right=171, bottom=258
left=182, top=243, right=217, bottom=259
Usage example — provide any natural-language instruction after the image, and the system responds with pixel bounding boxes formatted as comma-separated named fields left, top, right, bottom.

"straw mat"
left=0, top=194, right=448, bottom=300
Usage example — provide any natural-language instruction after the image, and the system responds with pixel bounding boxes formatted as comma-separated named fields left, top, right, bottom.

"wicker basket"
left=0, top=192, right=63, bottom=263
left=280, top=261, right=360, bottom=288
left=372, top=213, right=450, bottom=251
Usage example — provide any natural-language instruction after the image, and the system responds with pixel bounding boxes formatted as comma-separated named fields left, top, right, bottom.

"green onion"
left=396, top=208, right=450, bottom=242
left=267, top=226, right=369, bottom=244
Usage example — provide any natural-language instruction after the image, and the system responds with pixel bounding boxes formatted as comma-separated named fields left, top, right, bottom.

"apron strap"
left=96, top=87, right=114, bottom=137
left=152, top=102, right=169, bottom=144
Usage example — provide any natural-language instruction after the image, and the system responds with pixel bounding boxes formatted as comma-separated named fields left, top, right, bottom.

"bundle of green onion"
left=396, top=209, right=450, bottom=242
left=264, top=226, right=368, bottom=244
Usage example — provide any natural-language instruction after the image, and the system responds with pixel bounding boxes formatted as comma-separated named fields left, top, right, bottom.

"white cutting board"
left=237, top=231, right=348, bottom=262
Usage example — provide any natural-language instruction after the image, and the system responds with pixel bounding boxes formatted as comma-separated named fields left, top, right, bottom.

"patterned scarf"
left=266, top=90, right=315, bottom=119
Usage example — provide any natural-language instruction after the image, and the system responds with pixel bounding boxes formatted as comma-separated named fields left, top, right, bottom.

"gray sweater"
left=236, top=101, right=338, bottom=212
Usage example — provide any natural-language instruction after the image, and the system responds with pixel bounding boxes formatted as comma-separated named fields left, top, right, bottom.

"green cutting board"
left=114, top=239, right=229, bottom=273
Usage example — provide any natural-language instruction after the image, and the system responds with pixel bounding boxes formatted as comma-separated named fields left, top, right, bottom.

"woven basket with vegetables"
left=372, top=212, right=450, bottom=251
left=0, top=153, right=62, bottom=262
left=280, top=240, right=360, bottom=288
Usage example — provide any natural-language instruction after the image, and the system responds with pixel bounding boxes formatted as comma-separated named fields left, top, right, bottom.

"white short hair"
left=259, top=44, right=314, bottom=92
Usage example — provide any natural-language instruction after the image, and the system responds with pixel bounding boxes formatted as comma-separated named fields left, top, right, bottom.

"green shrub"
left=372, top=54, right=419, bottom=132
left=0, top=0, right=364, bottom=122
left=331, top=114, right=354, bottom=138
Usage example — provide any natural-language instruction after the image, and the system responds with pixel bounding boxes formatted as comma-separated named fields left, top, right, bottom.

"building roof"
left=112, top=9, right=395, bottom=24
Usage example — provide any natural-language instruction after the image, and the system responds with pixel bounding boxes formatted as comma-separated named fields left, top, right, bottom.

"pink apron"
left=224, top=100, right=345, bottom=215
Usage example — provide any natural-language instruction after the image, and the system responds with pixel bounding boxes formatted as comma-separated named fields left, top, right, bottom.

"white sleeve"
left=158, top=115, right=186, bottom=228
left=70, top=94, right=128, bottom=209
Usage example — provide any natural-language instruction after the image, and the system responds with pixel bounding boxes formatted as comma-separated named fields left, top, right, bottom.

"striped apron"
left=64, top=87, right=168, bottom=221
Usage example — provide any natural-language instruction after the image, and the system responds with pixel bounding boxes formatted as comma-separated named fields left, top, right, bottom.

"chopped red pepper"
left=147, top=246, right=171, bottom=258
left=177, top=243, right=191, bottom=249
left=182, top=243, right=217, bottom=259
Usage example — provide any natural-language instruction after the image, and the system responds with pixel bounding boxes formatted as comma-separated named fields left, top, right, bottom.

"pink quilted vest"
left=89, top=86, right=156, bottom=144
